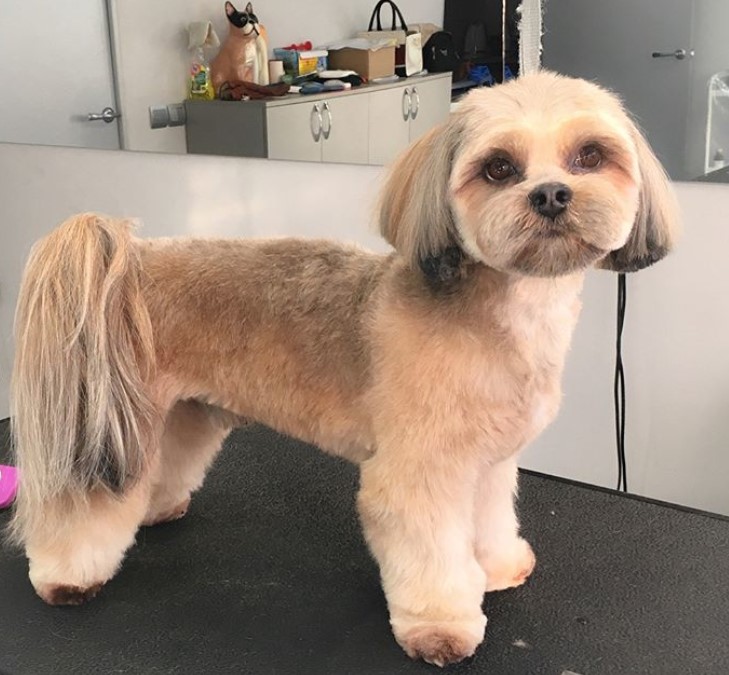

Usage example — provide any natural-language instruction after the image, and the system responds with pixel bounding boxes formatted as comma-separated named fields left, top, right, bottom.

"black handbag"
left=363, top=0, right=423, bottom=77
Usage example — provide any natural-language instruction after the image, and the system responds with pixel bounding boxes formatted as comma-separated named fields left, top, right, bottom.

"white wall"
left=1, top=142, right=728, bottom=517
left=110, top=0, right=444, bottom=154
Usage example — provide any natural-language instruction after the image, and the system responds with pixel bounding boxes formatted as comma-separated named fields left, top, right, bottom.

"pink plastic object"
left=0, top=465, right=18, bottom=509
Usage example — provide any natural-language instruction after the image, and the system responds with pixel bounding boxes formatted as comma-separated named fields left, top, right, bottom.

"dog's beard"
left=509, top=219, right=606, bottom=277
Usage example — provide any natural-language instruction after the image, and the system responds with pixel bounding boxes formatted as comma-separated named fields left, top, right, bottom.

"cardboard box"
left=327, top=46, right=395, bottom=80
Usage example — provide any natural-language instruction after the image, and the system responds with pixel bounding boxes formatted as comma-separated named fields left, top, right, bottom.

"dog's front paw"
left=393, top=616, right=487, bottom=667
left=480, top=537, right=536, bottom=592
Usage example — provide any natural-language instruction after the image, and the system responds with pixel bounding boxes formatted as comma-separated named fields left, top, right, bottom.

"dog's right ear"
left=378, top=119, right=465, bottom=285
left=225, top=2, right=237, bottom=19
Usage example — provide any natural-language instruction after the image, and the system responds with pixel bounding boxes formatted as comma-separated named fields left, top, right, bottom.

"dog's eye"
left=573, top=145, right=602, bottom=171
left=483, top=157, right=516, bottom=182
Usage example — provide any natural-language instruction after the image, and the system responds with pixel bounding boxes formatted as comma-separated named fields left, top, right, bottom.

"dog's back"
left=138, top=236, right=386, bottom=457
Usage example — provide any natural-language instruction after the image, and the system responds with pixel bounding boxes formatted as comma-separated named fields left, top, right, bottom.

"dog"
left=9, top=72, right=678, bottom=666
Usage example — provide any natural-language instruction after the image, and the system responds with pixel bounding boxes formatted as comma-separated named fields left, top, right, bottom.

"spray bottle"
left=188, top=22, right=220, bottom=100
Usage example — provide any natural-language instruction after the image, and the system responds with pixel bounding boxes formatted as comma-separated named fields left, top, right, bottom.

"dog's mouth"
left=535, top=226, right=566, bottom=239
left=511, top=228, right=605, bottom=277
left=533, top=214, right=576, bottom=238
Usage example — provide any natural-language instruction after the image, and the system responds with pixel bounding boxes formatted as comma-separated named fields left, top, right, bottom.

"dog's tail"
left=9, top=213, right=157, bottom=544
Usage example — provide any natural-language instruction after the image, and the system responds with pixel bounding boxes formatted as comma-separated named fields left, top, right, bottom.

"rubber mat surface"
left=1, top=420, right=728, bottom=674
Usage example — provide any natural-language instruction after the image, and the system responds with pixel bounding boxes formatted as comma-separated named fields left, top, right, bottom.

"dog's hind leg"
left=24, top=462, right=157, bottom=606
left=8, top=213, right=163, bottom=605
left=143, top=400, right=237, bottom=527
left=21, top=401, right=236, bottom=605
left=474, top=456, right=536, bottom=593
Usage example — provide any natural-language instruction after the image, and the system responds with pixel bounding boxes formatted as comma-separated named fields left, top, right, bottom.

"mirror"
left=541, top=0, right=729, bottom=183
left=0, top=0, right=517, bottom=167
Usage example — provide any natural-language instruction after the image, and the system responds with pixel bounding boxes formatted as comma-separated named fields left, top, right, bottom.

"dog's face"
left=380, top=72, right=679, bottom=286
left=451, top=76, right=644, bottom=277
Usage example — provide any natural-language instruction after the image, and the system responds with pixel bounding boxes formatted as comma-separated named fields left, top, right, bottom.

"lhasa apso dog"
left=9, top=72, right=678, bottom=666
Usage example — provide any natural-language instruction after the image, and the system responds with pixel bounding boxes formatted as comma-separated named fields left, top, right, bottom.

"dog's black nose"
left=528, top=183, right=573, bottom=219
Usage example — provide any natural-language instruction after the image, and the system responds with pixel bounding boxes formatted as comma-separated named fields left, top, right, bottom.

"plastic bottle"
left=189, top=46, right=215, bottom=100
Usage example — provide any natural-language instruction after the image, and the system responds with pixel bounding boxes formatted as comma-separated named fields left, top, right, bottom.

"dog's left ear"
left=598, top=121, right=680, bottom=272
left=378, top=119, right=469, bottom=289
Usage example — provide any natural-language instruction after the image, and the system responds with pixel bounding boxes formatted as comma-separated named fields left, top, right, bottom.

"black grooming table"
left=1, top=419, right=728, bottom=675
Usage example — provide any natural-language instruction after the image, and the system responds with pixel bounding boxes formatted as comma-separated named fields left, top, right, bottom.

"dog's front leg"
left=357, top=447, right=487, bottom=667
left=474, top=457, right=536, bottom=593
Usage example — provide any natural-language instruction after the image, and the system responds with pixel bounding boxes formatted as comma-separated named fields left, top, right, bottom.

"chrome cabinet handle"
left=410, top=87, right=420, bottom=119
left=310, top=103, right=322, bottom=142
left=402, top=88, right=411, bottom=121
left=652, top=48, right=694, bottom=60
left=322, top=101, right=332, bottom=140
left=87, top=106, right=121, bottom=123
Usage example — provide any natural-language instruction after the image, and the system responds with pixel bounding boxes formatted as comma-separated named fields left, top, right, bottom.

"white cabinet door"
left=267, top=101, right=322, bottom=162
left=321, top=95, right=369, bottom=165
left=409, top=76, right=452, bottom=143
left=368, top=86, right=411, bottom=166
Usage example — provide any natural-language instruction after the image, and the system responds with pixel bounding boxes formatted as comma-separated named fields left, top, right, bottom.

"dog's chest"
left=466, top=277, right=583, bottom=458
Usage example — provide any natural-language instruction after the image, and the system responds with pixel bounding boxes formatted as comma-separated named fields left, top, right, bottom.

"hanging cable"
left=502, top=0, right=507, bottom=81
left=614, top=273, right=628, bottom=492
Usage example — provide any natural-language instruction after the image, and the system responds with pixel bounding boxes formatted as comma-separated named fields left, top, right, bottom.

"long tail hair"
left=9, top=213, right=157, bottom=544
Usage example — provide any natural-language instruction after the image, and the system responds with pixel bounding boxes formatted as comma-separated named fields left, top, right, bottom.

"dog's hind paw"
left=36, top=582, right=105, bottom=606
left=142, top=497, right=191, bottom=527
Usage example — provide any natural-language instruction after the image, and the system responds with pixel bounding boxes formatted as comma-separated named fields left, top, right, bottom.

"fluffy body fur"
left=9, top=73, right=678, bottom=666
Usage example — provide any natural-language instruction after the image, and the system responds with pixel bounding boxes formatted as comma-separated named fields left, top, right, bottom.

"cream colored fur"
left=9, top=72, right=678, bottom=666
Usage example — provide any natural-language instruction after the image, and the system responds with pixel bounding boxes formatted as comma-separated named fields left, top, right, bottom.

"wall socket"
left=148, top=103, right=187, bottom=129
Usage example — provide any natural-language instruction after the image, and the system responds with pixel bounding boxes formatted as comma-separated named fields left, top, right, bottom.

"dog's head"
left=379, top=71, right=679, bottom=288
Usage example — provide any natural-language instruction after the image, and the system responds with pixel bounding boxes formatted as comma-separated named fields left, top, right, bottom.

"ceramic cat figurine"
left=211, top=1, right=269, bottom=89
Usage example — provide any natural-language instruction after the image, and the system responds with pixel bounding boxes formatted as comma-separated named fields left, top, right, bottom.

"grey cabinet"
left=267, top=101, right=321, bottom=163
left=185, top=72, right=452, bottom=166
left=368, top=75, right=452, bottom=165
left=268, top=96, right=369, bottom=164
left=368, top=86, right=411, bottom=165
left=409, top=76, right=452, bottom=143
left=321, top=96, right=369, bottom=165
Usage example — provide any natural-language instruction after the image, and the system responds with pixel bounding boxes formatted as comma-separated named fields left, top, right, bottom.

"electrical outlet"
left=149, top=106, right=170, bottom=129
left=167, top=103, right=186, bottom=127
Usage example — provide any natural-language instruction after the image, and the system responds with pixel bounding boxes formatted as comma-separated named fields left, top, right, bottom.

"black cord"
left=614, top=273, right=628, bottom=492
